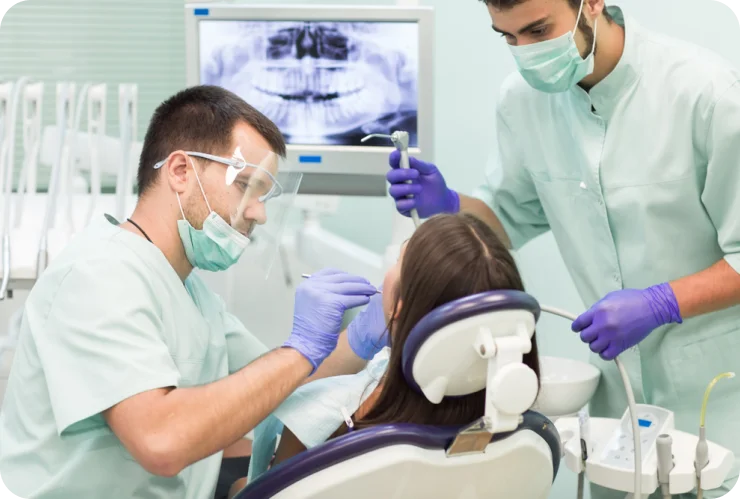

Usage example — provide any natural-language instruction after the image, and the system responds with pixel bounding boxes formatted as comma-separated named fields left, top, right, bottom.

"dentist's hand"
left=386, top=150, right=460, bottom=218
left=572, top=283, right=683, bottom=361
left=347, top=285, right=389, bottom=360
left=285, top=268, right=377, bottom=373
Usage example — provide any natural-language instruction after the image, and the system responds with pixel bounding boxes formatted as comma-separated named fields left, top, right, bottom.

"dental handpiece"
left=301, top=274, right=382, bottom=295
left=656, top=434, right=673, bottom=499
left=362, top=131, right=421, bottom=228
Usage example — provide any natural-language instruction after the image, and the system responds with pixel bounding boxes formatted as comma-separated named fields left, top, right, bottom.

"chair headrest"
left=401, top=290, right=540, bottom=402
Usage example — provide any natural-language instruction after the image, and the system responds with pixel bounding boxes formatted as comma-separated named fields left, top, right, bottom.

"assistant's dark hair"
left=480, top=0, right=613, bottom=23
left=137, top=85, right=286, bottom=196
left=354, top=213, right=540, bottom=430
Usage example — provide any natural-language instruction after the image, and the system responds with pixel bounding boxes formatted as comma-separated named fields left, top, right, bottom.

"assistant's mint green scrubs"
left=475, top=7, right=740, bottom=498
left=0, top=214, right=267, bottom=498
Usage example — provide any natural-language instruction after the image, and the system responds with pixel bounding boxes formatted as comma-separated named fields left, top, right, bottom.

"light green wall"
left=0, top=0, right=187, bottom=189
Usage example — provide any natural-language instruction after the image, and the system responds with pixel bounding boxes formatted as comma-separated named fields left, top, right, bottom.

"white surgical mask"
left=509, top=1, right=598, bottom=93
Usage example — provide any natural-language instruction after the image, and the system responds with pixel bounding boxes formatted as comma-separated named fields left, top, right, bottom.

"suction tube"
left=539, top=305, right=643, bottom=498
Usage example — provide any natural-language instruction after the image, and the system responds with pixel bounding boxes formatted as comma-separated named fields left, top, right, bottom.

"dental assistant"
left=386, top=1, right=740, bottom=497
left=0, top=85, right=385, bottom=499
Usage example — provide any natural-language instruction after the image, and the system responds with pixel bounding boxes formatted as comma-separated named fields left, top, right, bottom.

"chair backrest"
left=237, top=411, right=561, bottom=499
left=236, top=290, right=554, bottom=498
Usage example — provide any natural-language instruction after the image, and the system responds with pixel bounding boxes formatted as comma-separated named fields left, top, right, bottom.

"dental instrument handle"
left=399, top=147, right=421, bottom=228
left=657, top=434, right=673, bottom=499
left=0, top=235, right=9, bottom=300
left=0, top=82, right=21, bottom=300
left=362, top=132, right=421, bottom=228
left=539, top=304, right=642, bottom=498
left=577, top=409, right=590, bottom=499
left=40, top=83, right=70, bottom=277
left=696, top=427, right=708, bottom=499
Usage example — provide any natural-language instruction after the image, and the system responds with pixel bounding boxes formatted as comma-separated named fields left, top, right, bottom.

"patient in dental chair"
left=229, top=213, right=541, bottom=497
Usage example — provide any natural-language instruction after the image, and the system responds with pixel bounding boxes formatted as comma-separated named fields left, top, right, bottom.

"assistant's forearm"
left=670, top=259, right=740, bottom=319
left=159, top=347, right=311, bottom=473
left=459, top=194, right=512, bottom=248
left=303, top=330, right=366, bottom=384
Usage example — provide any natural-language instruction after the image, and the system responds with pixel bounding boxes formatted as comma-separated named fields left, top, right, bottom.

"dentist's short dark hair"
left=137, top=85, right=286, bottom=197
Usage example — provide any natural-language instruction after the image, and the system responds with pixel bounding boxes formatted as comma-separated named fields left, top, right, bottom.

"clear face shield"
left=222, top=144, right=302, bottom=278
left=155, top=144, right=302, bottom=278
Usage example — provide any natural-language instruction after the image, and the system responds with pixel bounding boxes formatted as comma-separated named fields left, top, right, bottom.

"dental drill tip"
left=361, top=133, right=391, bottom=142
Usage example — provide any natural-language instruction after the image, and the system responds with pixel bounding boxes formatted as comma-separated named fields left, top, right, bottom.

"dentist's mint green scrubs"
left=476, top=7, right=740, bottom=498
left=0, top=214, right=268, bottom=499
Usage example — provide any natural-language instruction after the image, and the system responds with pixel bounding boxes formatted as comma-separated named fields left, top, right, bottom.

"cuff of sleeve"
left=724, top=253, right=740, bottom=275
left=56, top=374, right=181, bottom=436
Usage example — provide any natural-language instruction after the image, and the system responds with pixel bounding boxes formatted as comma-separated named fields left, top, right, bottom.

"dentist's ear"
left=585, top=0, right=605, bottom=20
left=165, top=151, right=191, bottom=194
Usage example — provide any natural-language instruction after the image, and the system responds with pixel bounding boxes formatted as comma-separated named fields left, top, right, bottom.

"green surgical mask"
left=176, top=160, right=250, bottom=272
left=509, top=0, right=597, bottom=93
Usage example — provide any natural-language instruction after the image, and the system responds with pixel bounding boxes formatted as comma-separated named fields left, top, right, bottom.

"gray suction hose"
left=539, top=305, right=642, bottom=498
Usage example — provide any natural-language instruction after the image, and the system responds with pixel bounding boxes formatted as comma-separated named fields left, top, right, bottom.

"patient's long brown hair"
left=354, top=213, right=540, bottom=429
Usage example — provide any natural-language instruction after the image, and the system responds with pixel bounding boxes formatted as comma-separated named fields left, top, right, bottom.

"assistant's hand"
left=386, top=150, right=460, bottom=218
left=571, top=283, right=682, bottom=360
left=285, top=268, right=377, bottom=372
left=347, top=285, right=389, bottom=360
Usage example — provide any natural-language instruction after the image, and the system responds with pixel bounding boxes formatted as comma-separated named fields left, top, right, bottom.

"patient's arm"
left=271, top=382, right=386, bottom=467
left=228, top=478, right=248, bottom=499
left=272, top=427, right=308, bottom=466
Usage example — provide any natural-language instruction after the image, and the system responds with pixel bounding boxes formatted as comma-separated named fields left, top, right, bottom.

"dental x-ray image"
left=199, top=20, right=419, bottom=147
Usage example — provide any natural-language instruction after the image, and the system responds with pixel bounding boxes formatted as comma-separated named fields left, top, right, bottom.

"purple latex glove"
left=285, top=268, right=377, bottom=373
left=571, top=283, right=683, bottom=361
left=347, top=284, right=389, bottom=360
left=386, top=150, right=460, bottom=218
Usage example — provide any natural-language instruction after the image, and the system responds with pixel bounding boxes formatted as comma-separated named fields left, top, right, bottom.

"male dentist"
left=0, top=85, right=385, bottom=499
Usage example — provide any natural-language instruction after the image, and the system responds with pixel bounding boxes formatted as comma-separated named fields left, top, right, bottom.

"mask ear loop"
left=174, top=156, right=214, bottom=223
left=573, top=0, right=586, bottom=33
left=176, top=192, right=187, bottom=220
left=188, top=157, right=213, bottom=213
left=589, top=19, right=598, bottom=57
left=573, top=0, right=598, bottom=59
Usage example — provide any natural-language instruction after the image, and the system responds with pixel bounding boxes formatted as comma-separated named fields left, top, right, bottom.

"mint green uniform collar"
left=571, top=6, right=642, bottom=120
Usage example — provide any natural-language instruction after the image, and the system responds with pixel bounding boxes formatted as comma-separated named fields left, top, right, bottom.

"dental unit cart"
left=556, top=405, right=734, bottom=497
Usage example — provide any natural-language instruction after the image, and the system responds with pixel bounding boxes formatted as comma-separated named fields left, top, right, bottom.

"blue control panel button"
left=638, top=419, right=652, bottom=428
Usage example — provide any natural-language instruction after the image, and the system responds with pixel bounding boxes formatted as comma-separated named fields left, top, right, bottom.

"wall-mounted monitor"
left=185, top=4, right=435, bottom=196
